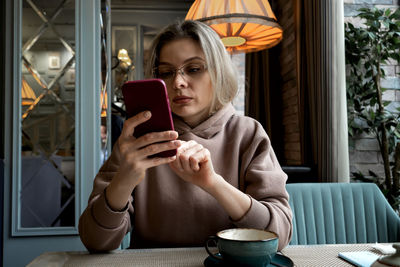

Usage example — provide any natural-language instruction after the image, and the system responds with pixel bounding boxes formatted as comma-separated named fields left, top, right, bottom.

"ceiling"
left=111, top=0, right=194, bottom=11
left=23, top=0, right=194, bottom=10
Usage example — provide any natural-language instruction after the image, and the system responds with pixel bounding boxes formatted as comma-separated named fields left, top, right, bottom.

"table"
left=27, top=243, right=392, bottom=267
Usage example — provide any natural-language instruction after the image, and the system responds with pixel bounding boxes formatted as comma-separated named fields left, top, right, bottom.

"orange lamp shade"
left=21, top=78, right=37, bottom=106
left=186, top=0, right=283, bottom=53
left=100, top=90, right=108, bottom=118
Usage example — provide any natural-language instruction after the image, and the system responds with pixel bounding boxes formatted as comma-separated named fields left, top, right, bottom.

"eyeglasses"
left=153, top=61, right=208, bottom=82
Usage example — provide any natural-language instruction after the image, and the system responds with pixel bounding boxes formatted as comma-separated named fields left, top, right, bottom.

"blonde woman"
left=79, top=20, right=292, bottom=252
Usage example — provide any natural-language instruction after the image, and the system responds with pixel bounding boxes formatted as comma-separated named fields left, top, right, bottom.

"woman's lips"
left=173, top=96, right=192, bottom=104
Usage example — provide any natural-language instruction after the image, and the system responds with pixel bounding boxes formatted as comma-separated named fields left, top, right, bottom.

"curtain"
left=301, top=0, right=349, bottom=182
left=245, top=48, right=284, bottom=162
left=245, top=51, right=270, bottom=134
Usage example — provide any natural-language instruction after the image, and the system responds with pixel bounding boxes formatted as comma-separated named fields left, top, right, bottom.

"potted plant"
left=345, top=7, right=400, bottom=213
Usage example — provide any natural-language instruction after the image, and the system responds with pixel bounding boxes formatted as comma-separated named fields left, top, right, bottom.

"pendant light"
left=186, top=0, right=283, bottom=53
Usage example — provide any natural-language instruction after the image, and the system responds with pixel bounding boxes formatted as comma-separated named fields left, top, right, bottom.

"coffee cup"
left=205, top=228, right=279, bottom=267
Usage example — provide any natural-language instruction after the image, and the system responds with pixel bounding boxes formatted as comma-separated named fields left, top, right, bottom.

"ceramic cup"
left=205, top=228, right=279, bottom=267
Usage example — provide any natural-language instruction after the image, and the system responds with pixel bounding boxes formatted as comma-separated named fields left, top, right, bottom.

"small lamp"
left=117, top=49, right=133, bottom=71
left=186, top=0, right=283, bottom=53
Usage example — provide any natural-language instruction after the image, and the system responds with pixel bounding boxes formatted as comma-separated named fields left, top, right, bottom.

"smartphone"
left=121, top=79, right=176, bottom=158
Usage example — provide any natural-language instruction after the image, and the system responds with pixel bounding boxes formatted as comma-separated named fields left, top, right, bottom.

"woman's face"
left=158, top=38, right=214, bottom=127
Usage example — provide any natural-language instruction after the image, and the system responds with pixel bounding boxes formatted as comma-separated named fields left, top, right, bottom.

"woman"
left=79, top=20, right=292, bottom=252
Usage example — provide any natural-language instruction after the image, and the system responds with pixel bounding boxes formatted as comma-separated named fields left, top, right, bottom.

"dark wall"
left=1, top=0, right=5, bottom=159
left=1, top=0, right=5, bottom=264
left=0, top=160, right=2, bottom=267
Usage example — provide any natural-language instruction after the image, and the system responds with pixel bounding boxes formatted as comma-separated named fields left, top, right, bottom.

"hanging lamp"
left=185, top=0, right=283, bottom=53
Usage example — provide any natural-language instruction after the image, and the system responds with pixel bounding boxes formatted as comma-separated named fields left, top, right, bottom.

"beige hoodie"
left=79, top=104, right=293, bottom=252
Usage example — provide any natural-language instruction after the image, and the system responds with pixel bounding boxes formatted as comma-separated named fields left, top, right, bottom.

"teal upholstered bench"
left=286, top=183, right=400, bottom=245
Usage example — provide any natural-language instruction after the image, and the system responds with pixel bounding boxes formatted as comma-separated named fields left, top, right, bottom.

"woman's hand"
left=169, top=140, right=251, bottom=221
left=106, top=111, right=181, bottom=210
left=169, top=140, right=220, bottom=190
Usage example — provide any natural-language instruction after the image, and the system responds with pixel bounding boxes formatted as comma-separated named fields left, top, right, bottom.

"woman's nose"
left=172, top=71, right=188, bottom=89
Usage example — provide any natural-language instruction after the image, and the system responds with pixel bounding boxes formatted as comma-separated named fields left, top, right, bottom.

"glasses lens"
left=156, top=68, right=175, bottom=80
left=183, top=63, right=206, bottom=77
left=155, top=62, right=207, bottom=81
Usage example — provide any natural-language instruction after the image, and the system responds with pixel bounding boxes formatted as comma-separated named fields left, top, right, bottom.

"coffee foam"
left=219, top=229, right=276, bottom=241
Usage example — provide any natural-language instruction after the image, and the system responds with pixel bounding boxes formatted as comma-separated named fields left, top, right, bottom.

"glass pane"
left=231, top=53, right=245, bottom=115
left=112, top=27, right=137, bottom=102
left=21, top=0, right=76, bottom=227
left=101, top=0, right=111, bottom=163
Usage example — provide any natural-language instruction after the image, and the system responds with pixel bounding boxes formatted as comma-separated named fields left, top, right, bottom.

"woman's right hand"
left=106, top=111, right=180, bottom=210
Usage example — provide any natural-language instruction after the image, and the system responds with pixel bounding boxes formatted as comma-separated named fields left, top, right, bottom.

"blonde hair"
left=146, top=20, right=238, bottom=113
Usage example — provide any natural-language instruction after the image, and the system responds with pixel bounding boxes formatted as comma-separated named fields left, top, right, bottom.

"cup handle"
left=205, top=235, right=223, bottom=261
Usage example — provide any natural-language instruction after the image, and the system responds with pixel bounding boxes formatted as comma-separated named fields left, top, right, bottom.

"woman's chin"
left=171, top=106, right=193, bottom=117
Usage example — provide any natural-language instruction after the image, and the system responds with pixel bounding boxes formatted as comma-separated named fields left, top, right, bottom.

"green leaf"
left=347, top=22, right=355, bottom=30
left=375, top=8, right=384, bottom=18
left=358, top=8, right=369, bottom=13
left=369, top=170, right=379, bottom=177
left=370, top=109, right=376, bottom=120
left=383, top=22, right=390, bottom=30
left=371, top=21, right=381, bottom=31
left=389, top=8, right=400, bottom=20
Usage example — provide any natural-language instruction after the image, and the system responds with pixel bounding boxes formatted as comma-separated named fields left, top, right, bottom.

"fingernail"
left=173, top=140, right=181, bottom=146
left=170, top=131, right=178, bottom=138
left=144, top=111, right=151, bottom=118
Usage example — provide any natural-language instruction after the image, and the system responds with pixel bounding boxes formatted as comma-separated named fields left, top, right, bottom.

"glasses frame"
left=153, top=61, right=208, bottom=82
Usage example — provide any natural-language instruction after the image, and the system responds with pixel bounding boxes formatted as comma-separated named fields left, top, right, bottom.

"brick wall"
left=276, top=0, right=302, bottom=165
left=344, top=0, right=400, bottom=178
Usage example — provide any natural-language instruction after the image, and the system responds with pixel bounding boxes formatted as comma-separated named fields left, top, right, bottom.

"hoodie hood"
left=173, top=104, right=236, bottom=139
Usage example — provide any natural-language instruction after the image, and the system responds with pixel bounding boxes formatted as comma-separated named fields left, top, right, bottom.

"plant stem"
left=375, top=62, right=392, bottom=191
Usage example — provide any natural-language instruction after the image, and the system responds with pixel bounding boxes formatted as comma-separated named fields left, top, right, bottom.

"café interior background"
left=1, top=0, right=399, bottom=266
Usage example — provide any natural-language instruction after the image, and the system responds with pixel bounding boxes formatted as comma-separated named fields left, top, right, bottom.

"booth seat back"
left=286, top=183, right=400, bottom=245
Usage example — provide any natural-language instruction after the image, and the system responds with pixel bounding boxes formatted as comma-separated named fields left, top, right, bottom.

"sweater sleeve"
left=232, top=123, right=293, bottom=251
left=78, top=142, right=134, bottom=252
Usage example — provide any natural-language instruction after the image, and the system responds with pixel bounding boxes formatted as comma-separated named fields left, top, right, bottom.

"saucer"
left=203, top=253, right=294, bottom=267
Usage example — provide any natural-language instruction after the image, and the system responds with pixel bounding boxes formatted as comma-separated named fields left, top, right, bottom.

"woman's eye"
left=158, top=70, right=174, bottom=78
left=186, top=66, right=201, bottom=74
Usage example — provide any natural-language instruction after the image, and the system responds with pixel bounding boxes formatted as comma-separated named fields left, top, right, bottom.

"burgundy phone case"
left=121, top=79, right=176, bottom=158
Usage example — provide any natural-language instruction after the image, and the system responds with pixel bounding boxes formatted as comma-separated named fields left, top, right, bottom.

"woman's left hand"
left=170, top=140, right=252, bottom=220
left=169, top=140, right=220, bottom=190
